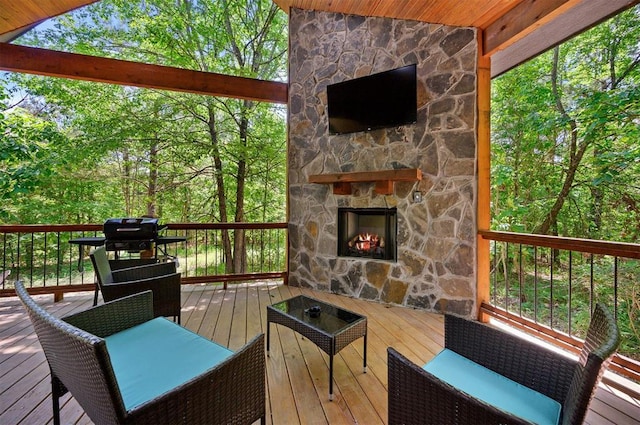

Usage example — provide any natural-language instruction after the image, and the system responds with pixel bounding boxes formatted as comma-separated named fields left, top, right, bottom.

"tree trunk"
left=122, top=149, right=132, bottom=216
left=146, top=139, right=158, bottom=217
left=206, top=102, right=234, bottom=273
left=536, top=47, right=592, bottom=235
left=233, top=103, right=251, bottom=273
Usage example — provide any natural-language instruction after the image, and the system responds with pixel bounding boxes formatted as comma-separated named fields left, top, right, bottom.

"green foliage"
left=492, top=7, right=640, bottom=241
left=491, top=6, right=640, bottom=362
left=0, top=104, right=66, bottom=220
left=3, top=0, right=288, bottom=226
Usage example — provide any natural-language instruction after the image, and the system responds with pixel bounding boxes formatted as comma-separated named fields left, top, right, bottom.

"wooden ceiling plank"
left=472, top=0, right=522, bottom=30
left=273, top=0, right=291, bottom=14
left=408, top=0, right=476, bottom=25
left=0, top=43, right=288, bottom=104
left=0, top=1, right=98, bottom=37
left=484, top=0, right=579, bottom=55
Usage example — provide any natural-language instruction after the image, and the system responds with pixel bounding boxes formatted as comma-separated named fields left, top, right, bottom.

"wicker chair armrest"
left=112, top=262, right=177, bottom=282
left=127, top=333, right=266, bottom=424
left=387, top=347, right=531, bottom=425
left=63, top=291, right=154, bottom=338
left=444, top=314, right=576, bottom=402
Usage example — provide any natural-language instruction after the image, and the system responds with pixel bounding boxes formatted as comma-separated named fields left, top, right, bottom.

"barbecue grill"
left=103, top=217, right=166, bottom=251
left=69, top=218, right=185, bottom=274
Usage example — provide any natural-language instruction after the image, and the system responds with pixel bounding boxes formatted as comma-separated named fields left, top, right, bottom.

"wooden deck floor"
left=1, top=282, right=639, bottom=424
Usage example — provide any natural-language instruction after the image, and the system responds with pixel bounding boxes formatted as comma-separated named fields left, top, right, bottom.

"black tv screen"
left=327, top=64, right=417, bottom=135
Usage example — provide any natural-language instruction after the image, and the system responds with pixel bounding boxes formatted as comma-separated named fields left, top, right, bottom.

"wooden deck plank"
left=213, top=285, right=237, bottom=346
left=279, top=286, right=360, bottom=424
left=271, top=284, right=340, bottom=424
left=185, top=284, right=222, bottom=338
left=586, top=384, right=640, bottom=425
left=229, top=284, right=249, bottom=350
left=261, top=284, right=302, bottom=425
left=1, top=283, right=639, bottom=425
left=0, top=361, right=50, bottom=423
left=256, top=282, right=277, bottom=425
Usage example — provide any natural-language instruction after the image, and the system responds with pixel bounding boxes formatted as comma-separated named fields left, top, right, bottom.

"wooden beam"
left=476, top=33, right=491, bottom=323
left=0, top=42, right=288, bottom=104
left=490, top=0, right=640, bottom=77
left=484, top=0, right=579, bottom=56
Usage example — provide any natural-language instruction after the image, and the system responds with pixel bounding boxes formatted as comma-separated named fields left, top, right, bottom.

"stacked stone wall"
left=287, top=8, right=478, bottom=317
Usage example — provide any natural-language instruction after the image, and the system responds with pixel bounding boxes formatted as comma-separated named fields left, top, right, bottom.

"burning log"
left=348, top=233, right=385, bottom=256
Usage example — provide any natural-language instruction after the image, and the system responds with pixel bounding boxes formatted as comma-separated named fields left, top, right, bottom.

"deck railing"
left=0, top=222, right=288, bottom=298
left=3, top=223, right=637, bottom=381
left=479, top=229, right=640, bottom=383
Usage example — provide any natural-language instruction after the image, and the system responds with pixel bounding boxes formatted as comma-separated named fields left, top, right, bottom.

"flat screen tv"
left=327, top=64, right=417, bottom=135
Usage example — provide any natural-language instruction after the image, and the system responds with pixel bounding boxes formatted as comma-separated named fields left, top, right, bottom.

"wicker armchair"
left=90, top=245, right=181, bottom=323
left=15, top=281, right=266, bottom=425
left=388, top=304, right=620, bottom=425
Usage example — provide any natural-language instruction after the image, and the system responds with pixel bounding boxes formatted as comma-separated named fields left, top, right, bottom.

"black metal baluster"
left=505, top=242, right=510, bottom=311
left=550, top=248, right=554, bottom=329
left=43, top=232, right=48, bottom=287
left=614, top=256, right=619, bottom=321
left=194, top=229, right=199, bottom=278
left=492, top=241, right=497, bottom=305
left=568, top=250, right=572, bottom=336
left=30, top=233, right=34, bottom=284
left=519, top=244, right=524, bottom=316
left=204, top=229, right=209, bottom=276
left=1, top=233, right=6, bottom=289
left=590, top=254, right=594, bottom=314
left=16, top=233, right=21, bottom=281
left=55, top=232, right=61, bottom=286
left=534, top=245, right=538, bottom=323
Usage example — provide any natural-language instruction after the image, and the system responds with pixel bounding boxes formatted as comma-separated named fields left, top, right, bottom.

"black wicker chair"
left=388, top=304, right=620, bottom=425
left=15, top=281, right=266, bottom=425
left=90, top=245, right=181, bottom=323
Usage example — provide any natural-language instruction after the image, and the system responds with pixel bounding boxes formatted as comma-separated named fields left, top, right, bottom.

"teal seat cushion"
left=423, top=349, right=562, bottom=425
left=105, top=317, right=234, bottom=410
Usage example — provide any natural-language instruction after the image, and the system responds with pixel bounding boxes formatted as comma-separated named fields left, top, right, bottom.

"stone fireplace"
left=338, top=208, right=397, bottom=261
left=287, top=8, right=478, bottom=317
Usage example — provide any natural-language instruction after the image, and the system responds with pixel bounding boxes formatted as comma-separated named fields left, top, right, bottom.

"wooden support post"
left=477, top=33, right=492, bottom=323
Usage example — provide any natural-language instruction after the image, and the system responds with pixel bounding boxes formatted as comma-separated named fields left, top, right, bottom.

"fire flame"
left=350, top=233, right=383, bottom=252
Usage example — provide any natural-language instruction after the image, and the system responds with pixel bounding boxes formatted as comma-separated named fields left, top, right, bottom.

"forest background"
left=0, top=2, right=639, bottom=358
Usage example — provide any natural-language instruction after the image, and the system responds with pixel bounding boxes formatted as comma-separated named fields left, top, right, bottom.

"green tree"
left=10, top=0, right=288, bottom=272
left=492, top=7, right=640, bottom=241
left=491, top=7, right=640, bottom=359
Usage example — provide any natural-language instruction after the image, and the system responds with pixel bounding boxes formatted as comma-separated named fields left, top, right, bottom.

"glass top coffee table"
left=267, top=294, right=367, bottom=400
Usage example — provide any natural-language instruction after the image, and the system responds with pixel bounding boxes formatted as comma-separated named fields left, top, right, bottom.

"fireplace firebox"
left=337, top=208, right=397, bottom=261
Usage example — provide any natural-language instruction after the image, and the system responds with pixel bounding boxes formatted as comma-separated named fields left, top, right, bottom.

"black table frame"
left=69, top=236, right=186, bottom=261
left=266, top=295, right=367, bottom=401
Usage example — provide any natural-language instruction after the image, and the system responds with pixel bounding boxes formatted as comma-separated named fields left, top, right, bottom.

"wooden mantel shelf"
left=309, top=168, right=422, bottom=195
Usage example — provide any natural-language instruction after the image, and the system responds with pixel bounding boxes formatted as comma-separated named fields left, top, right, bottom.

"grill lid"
left=103, top=217, right=160, bottom=241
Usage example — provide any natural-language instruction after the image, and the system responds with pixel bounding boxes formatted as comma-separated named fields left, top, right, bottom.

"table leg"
left=363, top=332, right=368, bottom=373
left=266, top=321, right=271, bottom=357
left=77, top=245, right=84, bottom=272
left=329, top=353, right=334, bottom=401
